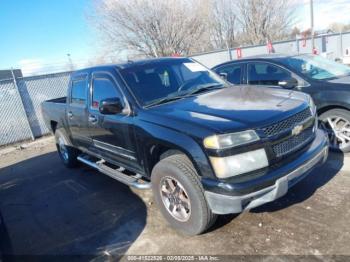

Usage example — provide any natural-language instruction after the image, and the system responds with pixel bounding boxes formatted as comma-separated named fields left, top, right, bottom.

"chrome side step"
left=77, top=156, right=151, bottom=190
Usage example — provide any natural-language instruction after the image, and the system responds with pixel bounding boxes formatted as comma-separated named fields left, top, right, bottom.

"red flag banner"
left=267, top=41, right=274, bottom=53
left=236, top=48, right=242, bottom=59
left=302, top=33, right=307, bottom=47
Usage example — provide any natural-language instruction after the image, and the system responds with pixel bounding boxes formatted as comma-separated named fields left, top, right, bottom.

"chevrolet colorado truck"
left=42, top=57, right=329, bottom=235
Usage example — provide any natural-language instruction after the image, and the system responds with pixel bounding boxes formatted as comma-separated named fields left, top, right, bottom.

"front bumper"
left=204, top=129, right=329, bottom=214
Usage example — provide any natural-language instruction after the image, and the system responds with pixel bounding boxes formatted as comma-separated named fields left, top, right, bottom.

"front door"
left=247, top=62, right=293, bottom=86
left=214, top=63, right=245, bottom=84
left=87, top=71, right=141, bottom=172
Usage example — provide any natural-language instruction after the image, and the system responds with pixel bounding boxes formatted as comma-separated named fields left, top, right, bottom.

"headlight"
left=309, top=96, right=316, bottom=116
left=210, top=149, right=268, bottom=178
left=203, top=130, right=259, bottom=150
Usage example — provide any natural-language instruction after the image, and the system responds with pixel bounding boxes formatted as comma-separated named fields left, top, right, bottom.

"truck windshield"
left=282, top=54, right=350, bottom=80
left=119, top=58, right=227, bottom=106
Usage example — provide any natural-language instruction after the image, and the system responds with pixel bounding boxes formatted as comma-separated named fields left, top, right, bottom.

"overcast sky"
left=295, top=0, right=350, bottom=30
left=0, top=0, right=349, bottom=76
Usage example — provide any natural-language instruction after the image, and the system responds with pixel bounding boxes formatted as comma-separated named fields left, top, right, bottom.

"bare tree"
left=91, top=0, right=209, bottom=57
left=207, top=0, right=295, bottom=48
left=90, top=0, right=296, bottom=57
left=329, top=22, right=350, bottom=33
left=209, top=0, right=237, bottom=49
left=236, top=0, right=295, bottom=45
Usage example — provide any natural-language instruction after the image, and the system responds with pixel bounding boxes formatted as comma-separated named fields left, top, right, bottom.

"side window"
left=216, top=64, right=243, bottom=84
left=248, top=63, right=291, bottom=86
left=71, top=78, right=87, bottom=105
left=91, top=77, right=123, bottom=109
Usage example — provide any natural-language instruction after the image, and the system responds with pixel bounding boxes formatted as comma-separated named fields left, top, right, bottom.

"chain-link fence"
left=0, top=71, right=71, bottom=146
left=0, top=79, right=34, bottom=146
left=16, top=72, right=71, bottom=137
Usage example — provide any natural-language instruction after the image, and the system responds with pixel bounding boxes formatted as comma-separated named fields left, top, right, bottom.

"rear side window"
left=215, top=64, right=243, bottom=84
left=71, top=78, right=87, bottom=105
left=92, top=77, right=123, bottom=109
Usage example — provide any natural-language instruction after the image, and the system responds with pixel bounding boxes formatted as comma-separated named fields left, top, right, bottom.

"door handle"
left=88, top=115, right=98, bottom=124
left=67, top=111, right=73, bottom=118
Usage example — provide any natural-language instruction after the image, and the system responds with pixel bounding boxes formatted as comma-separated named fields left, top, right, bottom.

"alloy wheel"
left=159, top=176, right=191, bottom=222
left=322, top=116, right=350, bottom=150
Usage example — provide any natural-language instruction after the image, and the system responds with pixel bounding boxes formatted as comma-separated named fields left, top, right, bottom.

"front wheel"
left=151, top=153, right=217, bottom=236
left=319, top=109, right=350, bottom=153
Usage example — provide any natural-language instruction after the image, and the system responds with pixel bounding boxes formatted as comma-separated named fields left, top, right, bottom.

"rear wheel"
left=55, top=129, right=80, bottom=168
left=151, top=153, right=217, bottom=235
left=319, top=109, right=350, bottom=153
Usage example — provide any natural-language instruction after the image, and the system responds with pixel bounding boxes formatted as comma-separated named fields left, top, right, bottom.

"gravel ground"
left=0, top=137, right=349, bottom=261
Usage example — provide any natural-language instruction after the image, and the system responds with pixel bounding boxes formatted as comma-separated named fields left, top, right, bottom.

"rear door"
left=67, top=74, right=91, bottom=149
left=87, top=71, right=141, bottom=172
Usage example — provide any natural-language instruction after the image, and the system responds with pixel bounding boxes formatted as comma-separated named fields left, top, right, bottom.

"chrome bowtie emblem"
left=292, top=125, right=303, bottom=136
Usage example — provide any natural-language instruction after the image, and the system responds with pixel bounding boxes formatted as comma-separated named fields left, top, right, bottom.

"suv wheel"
left=320, top=108, right=350, bottom=153
left=151, top=153, right=217, bottom=235
left=55, top=129, right=80, bottom=168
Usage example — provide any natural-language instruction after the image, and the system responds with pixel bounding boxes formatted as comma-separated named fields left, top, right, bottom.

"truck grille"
left=272, top=126, right=315, bottom=158
left=262, top=108, right=312, bottom=137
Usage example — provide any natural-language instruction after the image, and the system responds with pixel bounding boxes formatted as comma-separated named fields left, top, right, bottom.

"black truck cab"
left=42, top=57, right=329, bottom=235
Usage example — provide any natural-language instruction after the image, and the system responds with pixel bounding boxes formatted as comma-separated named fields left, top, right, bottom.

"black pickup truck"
left=42, top=57, right=329, bottom=235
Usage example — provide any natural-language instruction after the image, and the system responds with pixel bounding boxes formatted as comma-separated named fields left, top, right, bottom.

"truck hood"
left=143, top=85, right=310, bottom=136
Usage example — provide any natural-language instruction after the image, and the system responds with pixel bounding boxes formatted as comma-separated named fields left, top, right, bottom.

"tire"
left=319, top=108, right=350, bottom=153
left=151, top=153, right=217, bottom=235
left=55, top=128, right=80, bottom=168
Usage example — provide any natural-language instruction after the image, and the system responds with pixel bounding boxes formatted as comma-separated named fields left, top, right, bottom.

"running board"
left=77, top=156, right=151, bottom=190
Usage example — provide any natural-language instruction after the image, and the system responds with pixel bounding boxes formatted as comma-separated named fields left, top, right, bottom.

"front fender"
left=136, top=121, right=215, bottom=179
left=313, top=90, right=350, bottom=112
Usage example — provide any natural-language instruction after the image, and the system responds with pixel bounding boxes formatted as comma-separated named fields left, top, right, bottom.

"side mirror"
left=278, top=78, right=298, bottom=89
left=219, top=72, right=228, bottom=80
left=99, top=98, right=124, bottom=115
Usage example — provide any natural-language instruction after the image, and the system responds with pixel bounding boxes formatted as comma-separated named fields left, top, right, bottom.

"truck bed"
left=41, top=97, right=67, bottom=132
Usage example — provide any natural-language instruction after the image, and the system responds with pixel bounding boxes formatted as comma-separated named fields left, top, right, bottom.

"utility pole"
left=310, top=0, right=315, bottom=51
left=226, top=41, right=232, bottom=60
left=66, top=53, right=74, bottom=71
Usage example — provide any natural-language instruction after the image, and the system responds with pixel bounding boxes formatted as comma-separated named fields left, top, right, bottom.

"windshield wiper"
left=145, top=84, right=224, bottom=107
left=145, top=94, right=186, bottom=107
left=184, top=83, right=224, bottom=96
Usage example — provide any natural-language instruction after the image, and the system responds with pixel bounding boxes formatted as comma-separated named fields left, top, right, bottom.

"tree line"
left=90, top=0, right=296, bottom=59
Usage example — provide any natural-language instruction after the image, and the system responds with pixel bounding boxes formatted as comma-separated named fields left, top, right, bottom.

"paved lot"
left=0, top=137, right=350, bottom=260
